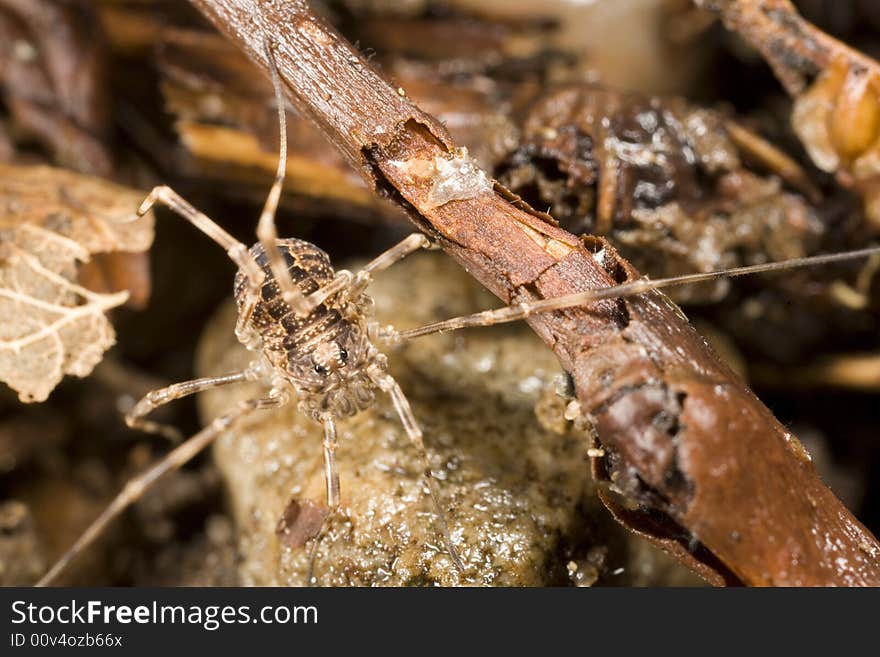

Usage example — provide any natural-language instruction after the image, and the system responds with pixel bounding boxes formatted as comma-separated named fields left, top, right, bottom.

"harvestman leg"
left=305, top=375, right=466, bottom=584
left=320, top=417, right=341, bottom=509
left=298, top=232, right=433, bottom=341
left=256, top=39, right=363, bottom=319
left=374, top=370, right=465, bottom=573
left=125, top=368, right=259, bottom=440
left=391, top=247, right=880, bottom=341
left=133, top=44, right=362, bottom=344
left=304, top=234, right=443, bottom=583
left=306, top=417, right=342, bottom=583
left=136, top=184, right=272, bottom=348
left=137, top=185, right=264, bottom=286
left=37, top=392, right=289, bottom=587
left=254, top=38, right=313, bottom=317
left=348, top=233, right=432, bottom=298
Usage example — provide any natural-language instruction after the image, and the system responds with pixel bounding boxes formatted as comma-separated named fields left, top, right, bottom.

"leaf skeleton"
left=35, top=39, right=880, bottom=587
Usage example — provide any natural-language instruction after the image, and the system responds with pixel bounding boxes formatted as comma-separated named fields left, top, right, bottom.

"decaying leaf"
left=0, top=164, right=154, bottom=402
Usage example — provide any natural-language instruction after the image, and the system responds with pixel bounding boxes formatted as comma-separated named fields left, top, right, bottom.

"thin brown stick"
left=695, top=0, right=876, bottom=94
left=397, top=246, right=880, bottom=340
left=188, top=0, right=880, bottom=586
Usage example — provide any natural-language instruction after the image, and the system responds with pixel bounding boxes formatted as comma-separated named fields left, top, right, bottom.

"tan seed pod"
left=829, top=67, right=880, bottom=161
left=792, top=63, right=845, bottom=172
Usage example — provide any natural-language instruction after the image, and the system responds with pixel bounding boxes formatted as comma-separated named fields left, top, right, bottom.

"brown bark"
left=696, top=0, right=876, bottom=94
left=188, top=0, right=880, bottom=586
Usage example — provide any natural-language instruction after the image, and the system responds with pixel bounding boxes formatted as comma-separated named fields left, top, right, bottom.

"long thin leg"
left=137, top=184, right=267, bottom=347
left=307, top=270, right=354, bottom=310
left=36, top=392, right=288, bottom=587
left=124, top=367, right=259, bottom=440
left=257, top=39, right=359, bottom=319
left=235, top=291, right=261, bottom=348
left=306, top=417, right=342, bottom=583
left=396, top=245, right=880, bottom=341
left=137, top=185, right=265, bottom=287
left=348, top=233, right=431, bottom=298
left=321, top=417, right=340, bottom=509
left=373, top=371, right=465, bottom=574
left=255, top=37, right=312, bottom=316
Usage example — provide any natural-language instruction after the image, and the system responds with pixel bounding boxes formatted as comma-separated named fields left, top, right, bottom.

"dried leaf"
left=0, top=164, right=154, bottom=402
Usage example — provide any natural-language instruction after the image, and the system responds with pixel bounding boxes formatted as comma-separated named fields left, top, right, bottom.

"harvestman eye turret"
left=36, top=39, right=880, bottom=587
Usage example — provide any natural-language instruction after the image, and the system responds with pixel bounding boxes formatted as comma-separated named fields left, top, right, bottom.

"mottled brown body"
left=234, top=238, right=382, bottom=421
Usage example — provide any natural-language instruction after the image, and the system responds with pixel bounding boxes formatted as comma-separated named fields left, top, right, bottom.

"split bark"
left=188, top=0, right=880, bottom=586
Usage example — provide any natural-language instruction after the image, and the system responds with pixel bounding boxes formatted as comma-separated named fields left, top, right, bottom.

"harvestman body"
left=36, top=41, right=880, bottom=586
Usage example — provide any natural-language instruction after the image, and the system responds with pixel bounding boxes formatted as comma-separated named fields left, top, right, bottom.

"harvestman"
left=36, top=41, right=880, bottom=586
